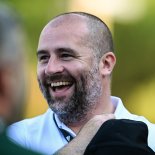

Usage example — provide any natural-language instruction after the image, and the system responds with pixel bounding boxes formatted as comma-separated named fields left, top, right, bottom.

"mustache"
left=45, top=73, right=74, bottom=84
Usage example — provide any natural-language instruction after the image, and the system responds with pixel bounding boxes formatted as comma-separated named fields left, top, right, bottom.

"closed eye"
left=37, top=50, right=50, bottom=63
left=38, top=54, right=49, bottom=63
left=60, top=52, right=74, bottom=61
left=58, top=48, right=77, bottom=61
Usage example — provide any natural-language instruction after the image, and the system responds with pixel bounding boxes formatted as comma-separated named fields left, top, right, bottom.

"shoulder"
left=7, top=109, right=53, bottom=147
left=138, top=117, right=155, bottom=151
left=123, top=113, right=155, bottom=151
left=113, top=97, right=155, bottom=151
left=7, top=109, right=66, bottom=154
left=9, top=108, right=53, bottom=130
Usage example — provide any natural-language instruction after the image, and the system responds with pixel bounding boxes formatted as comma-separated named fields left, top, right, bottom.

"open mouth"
left=50, top=81, right=73, bottom=92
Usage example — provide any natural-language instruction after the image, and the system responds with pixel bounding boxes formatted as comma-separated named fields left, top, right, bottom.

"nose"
left=45, top=57, right=64, bottom=75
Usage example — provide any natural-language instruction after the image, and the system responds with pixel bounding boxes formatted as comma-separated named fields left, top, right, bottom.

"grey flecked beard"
left=38, top=64, right=102, bottom=126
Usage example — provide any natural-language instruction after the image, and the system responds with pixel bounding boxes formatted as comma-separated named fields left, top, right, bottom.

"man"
left=0, top=4, right=42, bottom=155
left=8, top=12, right=155, bottom=155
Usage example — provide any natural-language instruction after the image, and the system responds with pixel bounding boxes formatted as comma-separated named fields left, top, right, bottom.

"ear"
left=99, top=52, right=116, bottom=76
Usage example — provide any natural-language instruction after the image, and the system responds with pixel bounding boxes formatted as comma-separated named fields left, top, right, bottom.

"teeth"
left=51, top=82, right=71, bottom=87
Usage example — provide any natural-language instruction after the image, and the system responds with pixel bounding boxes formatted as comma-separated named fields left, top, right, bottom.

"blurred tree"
left=3, top=0, right=68, bottom=64
left=113, top=0, right=155, bottom=122
left=1, top=0, right=154, bottom=122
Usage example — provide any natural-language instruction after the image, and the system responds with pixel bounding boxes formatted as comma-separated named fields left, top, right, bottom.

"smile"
left=50, top=81, right=73, bottom=92
left=51, top=81, right=71, bottom=87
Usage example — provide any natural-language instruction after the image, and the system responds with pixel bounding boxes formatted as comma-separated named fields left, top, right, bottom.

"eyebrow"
left=36, top=50, right=48, bottom=57
left=37, top=47, right=78, bottom=56
left=57, top=47, right=77, bottom=55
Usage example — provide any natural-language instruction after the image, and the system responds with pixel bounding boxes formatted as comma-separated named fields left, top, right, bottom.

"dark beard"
left=38, top=65, right=102, bottom=125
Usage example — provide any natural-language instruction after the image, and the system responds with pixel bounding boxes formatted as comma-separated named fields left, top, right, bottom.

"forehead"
left=45, top=14, right=88, bottom=33
left=38, top=14, right=90, bottom=50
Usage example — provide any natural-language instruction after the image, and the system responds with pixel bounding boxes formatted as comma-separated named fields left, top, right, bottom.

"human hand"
left=54, top=113, right=115, bottom=155
left=76, top=113, right=115, bottom=148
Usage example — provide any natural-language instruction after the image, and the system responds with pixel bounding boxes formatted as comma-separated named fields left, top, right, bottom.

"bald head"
left=37, top=12, right=116, bottom=124
left=44, top=12, right=114, bottom=62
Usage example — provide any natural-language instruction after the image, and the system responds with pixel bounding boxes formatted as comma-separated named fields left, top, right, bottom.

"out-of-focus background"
left=1, top=0, right=155, bottom=123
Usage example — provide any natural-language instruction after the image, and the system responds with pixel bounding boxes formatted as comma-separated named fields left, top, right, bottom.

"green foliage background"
left=1, top=0, right=155, bottom=122
left=1, top=0, right=68, bottom=64
left=113, top=0, right=155, bottom=121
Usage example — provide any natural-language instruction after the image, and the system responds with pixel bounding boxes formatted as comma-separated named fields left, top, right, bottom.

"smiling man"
left=37, top=13, right=112, bottom=127
left=7, top=12, right=155, bottom=155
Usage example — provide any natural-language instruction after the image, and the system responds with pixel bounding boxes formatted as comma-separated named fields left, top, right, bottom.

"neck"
left=68, top=120, right=88, bottom=134
left=67, top=97, right=115, bottom=134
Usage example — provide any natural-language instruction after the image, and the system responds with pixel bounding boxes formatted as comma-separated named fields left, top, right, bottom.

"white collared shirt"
left=7, top=96, right=155, bottom=154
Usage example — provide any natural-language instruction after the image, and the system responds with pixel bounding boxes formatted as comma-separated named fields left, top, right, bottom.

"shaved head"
left=45, top=12, right=114, bottom=62
left=37, top=12, right=115, bottom=125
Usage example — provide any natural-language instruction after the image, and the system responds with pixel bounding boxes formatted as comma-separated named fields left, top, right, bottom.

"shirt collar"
left=111, top=96, right=131, bottom=119
left=54, top=113, right=76, bottom=137
left=53, top=96, right=130, bottom=137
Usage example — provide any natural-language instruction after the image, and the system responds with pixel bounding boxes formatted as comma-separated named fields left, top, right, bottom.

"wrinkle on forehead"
left=41, top=14, right=89, bottom=35
left=49, top=14, right=88, bottom=28
left=39, top=14, right=91, bottom=49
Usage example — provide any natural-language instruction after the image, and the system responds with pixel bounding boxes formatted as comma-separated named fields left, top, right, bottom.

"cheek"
left=37, top=65, right=45, bottom=80
left=67, top=63, right=90, bottom=81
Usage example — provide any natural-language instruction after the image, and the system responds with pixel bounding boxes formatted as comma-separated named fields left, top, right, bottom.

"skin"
left=37, top=14, right=116, bottom=154
left=0, top=54, right=25, bottom=126
left=54, top=113, right=115, bottom=155
left=37, top=16, right=93, bottom=103
left=0, top=28, right=25, bottom=126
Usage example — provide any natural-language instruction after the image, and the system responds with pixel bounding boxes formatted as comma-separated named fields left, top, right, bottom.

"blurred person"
left=0, top=4, right=42, bottom=155
left=7, top=12, right=155, bottom=155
